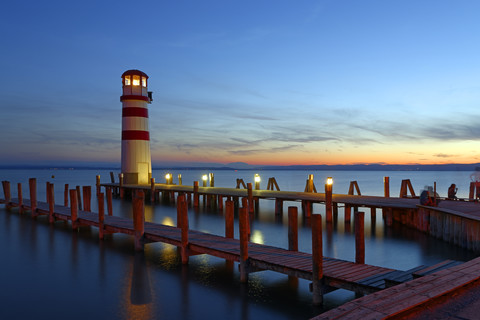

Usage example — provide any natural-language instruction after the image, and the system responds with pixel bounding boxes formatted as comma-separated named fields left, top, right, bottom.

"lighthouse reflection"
left=130, top=252, right=152, bottom=305
left=122, top=252, right=153, bottom=320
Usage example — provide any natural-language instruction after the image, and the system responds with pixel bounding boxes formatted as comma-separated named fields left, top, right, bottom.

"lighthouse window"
left=142, top=77, right=147, bottom=87
left=132, top=75, right=140, bottom=86
left=124, top=76, right=131, bottom=86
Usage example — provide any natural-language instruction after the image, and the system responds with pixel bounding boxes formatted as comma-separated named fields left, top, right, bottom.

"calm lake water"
left=0, top=169, right=478, bottom=319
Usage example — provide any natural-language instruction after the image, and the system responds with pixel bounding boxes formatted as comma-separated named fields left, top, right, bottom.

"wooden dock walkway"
left=2, top=178, right=478, bottom=318
left=0, top=177, right=442, bottom=307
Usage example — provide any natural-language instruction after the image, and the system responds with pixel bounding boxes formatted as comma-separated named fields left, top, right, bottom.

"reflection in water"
left=250, top=230, right=264, bottom=244
left=161, top=217, right=174, bottom=227
left=121, top=252, right=154, bottom=320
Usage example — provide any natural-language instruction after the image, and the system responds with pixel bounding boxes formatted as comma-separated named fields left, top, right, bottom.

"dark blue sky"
left=2, top=0, right=480, bottom=166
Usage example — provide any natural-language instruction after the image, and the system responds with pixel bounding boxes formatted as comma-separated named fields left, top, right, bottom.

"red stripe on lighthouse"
left=122, top=130, right=150, bottom=141
left=120, top=95, right=150, bottom=102
left=122, top=107, right=148, bottom=118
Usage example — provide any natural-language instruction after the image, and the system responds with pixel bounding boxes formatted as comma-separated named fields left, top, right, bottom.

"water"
left=0, top=169, right=477, bottom=319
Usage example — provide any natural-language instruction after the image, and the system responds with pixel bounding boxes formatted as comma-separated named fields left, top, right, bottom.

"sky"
left=1, top=0, right=480, bottom=166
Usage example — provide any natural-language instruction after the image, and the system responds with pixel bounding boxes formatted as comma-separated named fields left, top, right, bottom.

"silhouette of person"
left=448, top=184, right=457, bottom=200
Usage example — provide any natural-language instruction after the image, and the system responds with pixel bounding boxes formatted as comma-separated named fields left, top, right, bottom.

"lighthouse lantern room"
left=120, top=69, right=153, bottom=185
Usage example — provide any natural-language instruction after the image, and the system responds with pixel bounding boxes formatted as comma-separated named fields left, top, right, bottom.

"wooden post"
left=29, top=178, right=37, bottom=216
left=17, top=183, right=23, bottom=213
left=179, top=194, right=189, bottom=264
left=193, top=181, right=199, bottom=207
left=64, top=184, right=69, bottom=206
left=239, top=207, right=249, bottom=283
left=325, top=180, right=333, bottom=223
left=303, top=201, right=312, bottom=217
left=247, top=183, right=254, bottom=214
left=288, top=207, right=298, bottom=251
left=110, top=171, right=115, bottom=183
left=96, top=175, right=101, bottom=196
left=355, top=211, right=365, bottom=264
left=76, top=186, right=82, bottom=210
left=178, top=174, right=182, bottom=186
left=83, top=186, right=91, bottom=212
left=150, top=178, right=155, bottom=202
left=46, top=182, right=51, bottom=203
left=311, top=214, right=323, bottom=305
left=70, top=189, right=78, bottom=229
left=119, top=174, right=124, bottom=199
left=275, top=199, right=283, bottom=215
left=48, top=183, right=55, bottom=223
left=384, top=177, right=390, bottom=197
left=344, top=205, right=351, bottom=223
left=225, top=200, right=234, bottom=238
left=98, top=192, right=105, bottom=239
left=106, top=187, right=113, bottom=216
left=470, top=182, right=475, bottom=199
left=2, top=181, right=11, bottom=209
left=218, top=195, right=223, bottom=211
left=132, top=190, right=145, bottom=251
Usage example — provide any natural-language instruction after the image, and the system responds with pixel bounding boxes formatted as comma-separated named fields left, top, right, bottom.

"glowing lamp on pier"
left=165, top=173, right=172, bottom=185
left=254, top=174, right=261, bottom=190
left=202, top=174, right=208, bottom=187
left=326, top=177, right=333, bottom=186
left=120, top=69, right=153, bottom=185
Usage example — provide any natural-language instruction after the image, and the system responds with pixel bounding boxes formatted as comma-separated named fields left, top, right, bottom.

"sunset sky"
left=1, top=0, right=480, bottom=166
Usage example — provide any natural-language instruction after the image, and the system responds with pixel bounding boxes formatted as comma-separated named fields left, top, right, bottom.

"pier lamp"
left=202, top=174, right=208, bottom=187
left=165, top=173, right=172, bottom=185
left=325, top=177, right=333, bottom=223
left=254, top=174, right=261, bottom=190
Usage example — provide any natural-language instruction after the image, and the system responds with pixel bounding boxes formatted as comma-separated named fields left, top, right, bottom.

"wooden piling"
left=275, top=199, right=283, bottom=215
left=225, top=200, right=234, bottom=238
left=344, top=205, right=351, bottom=223
left=17, top=183, right=23, bottom=213
left=384, top=176, right=390, bottom=197
left=64, top=184, right=69, bottom=206
left=109, top=171, right=115, bottom=183
left=179, top=194, right=189, bottom=264
left=106, top=186, right=113, bottom=216
left=355, top=211, right=365, bottom=264
left=70, top=189, right=78, bottom=229
left=239, top=207, right=249, bottom=283
left=247, top=183, right=254, bottom=214
left=132, top=190, right=145, bottom=251
left=218, top=195, right=223, bottom=210
left=470, top=182, right=475, bottom=199
left=2, top=181, right=11, bottom=209
left=98, top=192, right=105, bottom=239
left=29, top=178, right=37, bottom=216
left=311, top=214, right=323, bottom=305
left=96, top=175, right=101, bottom=196
left=83, top=186, right=91, bottom=211
left=193, top=181, right=199, bottom=207
left=325, top=181, right=333, bottom=223
left=178, top=174, right=182, bottom=186
left=48, top=183, right=55, bottom=223
left=119, top=174, right=124, bottom=199
left=288, top=206, right=298, bottom=251
left=150, top=178, right=155, bottom=202
left=76, top=186, right=82, bottom=210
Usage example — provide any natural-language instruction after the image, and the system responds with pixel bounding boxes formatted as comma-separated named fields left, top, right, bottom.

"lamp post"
left=254, top=174, right=261, bottom=190
left=325, top=177, right=333, bottom=223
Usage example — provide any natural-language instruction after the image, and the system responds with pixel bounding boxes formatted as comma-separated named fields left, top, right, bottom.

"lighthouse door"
left=137, top=162, right=149, bottom=184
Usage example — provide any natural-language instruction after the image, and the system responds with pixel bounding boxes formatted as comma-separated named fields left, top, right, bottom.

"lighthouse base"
left=123, top=172, right=152, bottom=185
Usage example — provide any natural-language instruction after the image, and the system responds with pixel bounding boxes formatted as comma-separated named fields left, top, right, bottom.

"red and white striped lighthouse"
left=120, top=69, right=153, bottom=185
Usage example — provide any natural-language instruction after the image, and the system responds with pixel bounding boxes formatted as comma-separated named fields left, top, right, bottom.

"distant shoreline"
left=1, top=163, right=479, bottom=171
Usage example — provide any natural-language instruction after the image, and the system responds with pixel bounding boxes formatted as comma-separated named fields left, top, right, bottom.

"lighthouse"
left=120, top=69, right=153, bottom=185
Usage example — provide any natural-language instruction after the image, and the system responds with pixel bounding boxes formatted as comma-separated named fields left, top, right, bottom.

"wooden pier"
left=2, top=176, right=480, bottom=318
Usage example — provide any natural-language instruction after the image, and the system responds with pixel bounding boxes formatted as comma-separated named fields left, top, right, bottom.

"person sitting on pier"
left=448, top=184, right=458, bottom=200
